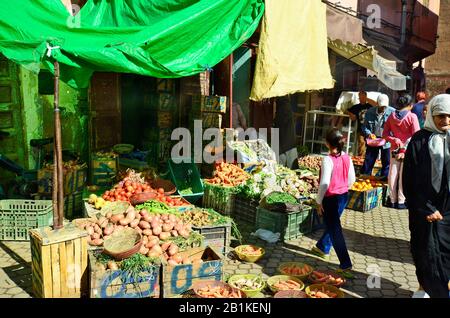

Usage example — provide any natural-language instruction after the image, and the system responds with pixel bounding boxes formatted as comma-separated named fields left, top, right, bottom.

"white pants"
left=388, top=156, right=405, bottom=204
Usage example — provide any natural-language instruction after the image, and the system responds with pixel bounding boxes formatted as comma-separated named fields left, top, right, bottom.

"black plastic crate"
left=192, top=223, right=232, bottom=255
left=233, top=195, right=259, bottom=225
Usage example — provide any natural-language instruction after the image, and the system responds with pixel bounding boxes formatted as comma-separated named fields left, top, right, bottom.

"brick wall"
left=425, top=0, right=450, bottom=96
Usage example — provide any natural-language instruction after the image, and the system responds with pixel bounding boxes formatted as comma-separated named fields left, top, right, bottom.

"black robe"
left=403, top=129, right=450, bottom=298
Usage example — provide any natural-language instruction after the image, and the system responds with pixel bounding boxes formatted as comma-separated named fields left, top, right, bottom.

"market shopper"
left=382, top=94, right=420, bottom=209
left=273, top=96, right=298, bottom=169
left=312, top=128, right=356, bottom=278
left=361, top=94, right=395, bottom=180
left=403, top=94, right=450, bottom=298
left=411, top=92, right=427, bottom=128
left=346, top=91, right=373, bottom=157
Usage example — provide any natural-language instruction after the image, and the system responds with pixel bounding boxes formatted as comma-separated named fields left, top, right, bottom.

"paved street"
left=0, top=205, right=418, bottom=298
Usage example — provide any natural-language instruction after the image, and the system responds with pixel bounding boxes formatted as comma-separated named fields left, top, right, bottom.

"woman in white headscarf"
left=403, top=94, right=450, bottom=298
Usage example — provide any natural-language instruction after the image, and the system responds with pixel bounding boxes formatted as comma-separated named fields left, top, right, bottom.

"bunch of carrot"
left=272, top=280, right=302, bottom=291
left=205, top=162, right=250, bottom=187
left=308, top=286, right=338, bottom=298
left=280, top=263, right=313, bottom=276
left=196, top=285, right=244, bottom=298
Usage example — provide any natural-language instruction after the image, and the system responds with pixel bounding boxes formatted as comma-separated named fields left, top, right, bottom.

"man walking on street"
left=361, top=94, right=394, bottom=180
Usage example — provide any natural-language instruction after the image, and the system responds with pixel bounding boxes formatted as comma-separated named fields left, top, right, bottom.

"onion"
left=110, top=214, right=124, bottom=223
left=142, top=236, right=149, bottom=245
left=150, top=244, right=163, bottom=255
left=140, top=209, right=149, bottom=217
left=161, top=241, right=171, bottom=251
left=147, top=237, right=160, bottom=249
left=103, top=225, right=114, bottom=236
left=170, top=230, right=178, bottom=237
left=119, top=218, right=130, bottom=226
left=139, top=245, right=149, bottom=255
left=168, top=214, right=177, bottom=222
left=168, top=245, right=179, bottom=256
left=162, top=223, right=174, bottom=232
left=159, top=232, right=170, bottom=240
left=126, top=208, right=136, bottom=220
left=142, top=229, right=153, bottom=236
left=150, top=220, right=160, bottom=229
left=174, top=224, right=183, bottom=232
left=106, top=212, right=113, bottom=219
left=139, top=221, right=151, bottom=229
left=129, top=219, right=140, bottom=228
left=152, top=226, right=162, bottom=236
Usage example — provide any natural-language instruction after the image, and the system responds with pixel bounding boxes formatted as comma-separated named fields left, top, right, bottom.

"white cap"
left=377, top=94, right=389, bottom=107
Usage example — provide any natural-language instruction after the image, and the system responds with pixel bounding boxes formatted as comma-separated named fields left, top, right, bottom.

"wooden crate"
left=30, top=223, right=89, bottom=298
left=161, top=246, right=224, bottom=298
left=88, top=252, right=160, bottom=298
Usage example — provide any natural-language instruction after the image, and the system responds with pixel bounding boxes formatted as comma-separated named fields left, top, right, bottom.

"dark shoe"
left=397, top=203, right=407, bottom=210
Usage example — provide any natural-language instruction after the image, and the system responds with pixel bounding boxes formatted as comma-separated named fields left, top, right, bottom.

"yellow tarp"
left=250, top=0, right=334, bottom=101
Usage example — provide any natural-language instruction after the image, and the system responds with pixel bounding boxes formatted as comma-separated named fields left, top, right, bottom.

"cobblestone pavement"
left=0, top=205, right=418, bottom=298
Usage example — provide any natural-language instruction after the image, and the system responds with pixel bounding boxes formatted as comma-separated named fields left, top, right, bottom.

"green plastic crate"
left=255, top=206, right=313, bottom=242
left=168, top=158, right=204, bottom=204
left=203, top=183, right=237, bottom=217
left=0, top=200, right=53, bottom=241
left=233, top=195, right=259, bottom=225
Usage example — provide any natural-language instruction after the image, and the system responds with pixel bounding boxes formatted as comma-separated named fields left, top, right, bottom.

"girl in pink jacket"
left=382, top=94, right=420, bottom=209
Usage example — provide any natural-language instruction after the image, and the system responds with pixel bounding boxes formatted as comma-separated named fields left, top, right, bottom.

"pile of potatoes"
left=77, top=207, right=195, bottom=265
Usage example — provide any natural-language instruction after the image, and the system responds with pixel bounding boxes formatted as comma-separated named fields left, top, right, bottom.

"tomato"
left=135, top=188, right=142, bottom=194
left=125, top=192, right=132, bottom=198
left=158, top=188, right=164, bottom=194
left=110, top=198, right=116, bottom=202
left=124, top=181, right=132, bottom=187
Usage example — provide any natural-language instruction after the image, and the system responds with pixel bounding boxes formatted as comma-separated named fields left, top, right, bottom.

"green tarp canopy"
left=0, top=0, right=264, bottom=88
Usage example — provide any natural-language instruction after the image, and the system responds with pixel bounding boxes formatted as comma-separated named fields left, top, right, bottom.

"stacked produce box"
left=142, top=79, right=177, bottom=166
left=37, top=160, right=87, bottom=219
left=91, top=151, right=118, bottom=187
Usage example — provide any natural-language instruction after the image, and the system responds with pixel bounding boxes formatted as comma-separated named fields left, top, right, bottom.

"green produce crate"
left=233, top=195, right=259, bottom=225
left=203, top=183, right=237, bottom=217
left=168, top=159, right=204, bottom=204
left=0, top=200, right=53, bottom=241
left=192, top=223, right=232, bottom=255
left=255, top=206, right=313, bottom=242
left=347, top=187, right=383, bottom=212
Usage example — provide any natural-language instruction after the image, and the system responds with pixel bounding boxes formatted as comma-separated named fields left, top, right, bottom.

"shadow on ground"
left=0, top=242, right=33, bottom=296
left=302, top=227, right=414, bottom=265
left=230, top=221, right=413, bottom=298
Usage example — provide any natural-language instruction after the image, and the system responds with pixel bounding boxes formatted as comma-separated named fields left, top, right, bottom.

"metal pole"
left=347, top=115, right=351, bottom=154
left=229, top=54, right=233, bottom=129
left=53, top=61, right=64, bottom=229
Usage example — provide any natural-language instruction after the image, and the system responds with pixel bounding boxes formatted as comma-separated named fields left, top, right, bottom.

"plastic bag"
left=251, top=229, right=280, bottom=243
